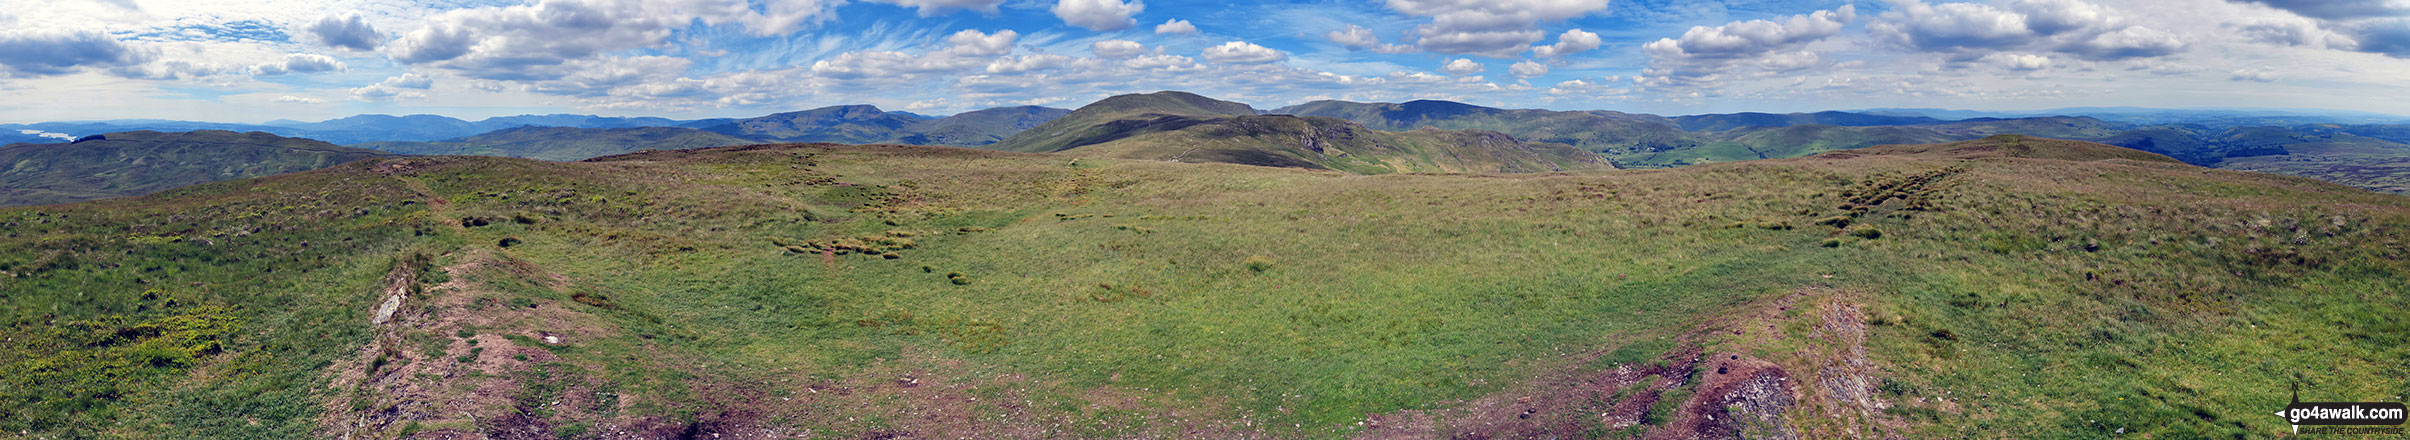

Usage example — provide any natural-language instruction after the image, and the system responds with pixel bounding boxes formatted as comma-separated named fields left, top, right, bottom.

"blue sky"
left=1, top=0, right=2408, bottom=122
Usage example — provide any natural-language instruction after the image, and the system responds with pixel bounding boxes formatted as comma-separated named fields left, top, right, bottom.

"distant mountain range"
left=10, top=93, right=2410, bottom=196
left=996, top=91, right=1614, bottom=174
left=0, top=106, right=1070, bottom=148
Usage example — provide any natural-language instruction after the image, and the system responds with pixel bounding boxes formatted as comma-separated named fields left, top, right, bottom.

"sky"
left=1, top=0, right=2408, bottom=123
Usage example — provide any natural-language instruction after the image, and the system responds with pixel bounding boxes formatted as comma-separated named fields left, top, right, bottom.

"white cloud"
left=2075, top=26, right=2184, bottom=60
left=1982, top=53, right=2054, bottom=71
left=1384, top=0, right=1615, bottom=56
left=0, top=29, right=150, bottom=78
left=944, top=29, right=1017, bottom=57
left=1509, top=60, right=1548, bottom=78
left=2233, top=19, right=2360, bottom=50
left=987, top=54, right=1076, bottom=73
left=1327, top=25, right=1417, bottom=53
left=2230, top=67, right=2279, bottom=82
left=1872, top=1, right=2039, bottom=52
left=2237, top=0, right=2410, bottom=21
left=351, top=84, right=427, bottom=101
left=1202, top=41, right=1286, bottom=64
left=378, top=73, right=433, bottom=89
left=1155, top=18, right=1198, bottom=35
left=1054, top=0, right=1145, bottom=31
left=1440, top=58, right=1483, bottom=75
left=1123, top=54, right=1199, bottom=70
left=1531, top=29, right=1601, bottom=58
left=866, top=0, right=1007, bottom=17
left=1328, top=25, right=1381, bottom=49
left=810, top=30, right=1019, bottom=79
left=1091, top=39, right=1145, bottom=59
left=305, top=14, right=381, bottom=51
left=386, top=0, right=841, bottom=80
left=1642, top=6, right=1852, bottom=87
left=1649, top=5, right=1854, bottom=61
left=1869, top=0, right=2184, bottom=62
left=276, top=95, right=326, bottom=104
left=249, top=53, right=344, bottom=76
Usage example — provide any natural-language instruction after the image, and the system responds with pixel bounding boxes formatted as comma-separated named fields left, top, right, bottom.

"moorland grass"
left=0, top=142, right=2403, bottom=439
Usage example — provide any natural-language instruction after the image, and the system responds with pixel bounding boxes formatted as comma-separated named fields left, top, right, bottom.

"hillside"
left=991, top=93, right=1612, bottom=173
left=1271, top=99, right=1700, bottom=154
left=1057, top=114, right=1615, bottom=174
left=1670, top=111, right=1942, bottom=132
left=989, top=91, right=1262, bottom=153
left=0, top=130, right=395, bottom=206
left=1614, top=125, right=1962, bottom=168
left=353, top=126, right=760, bottom=161
left=894, top=106, right=1073, bottom=146
left=1, top=138, right=2401, bottom=439
left=688, top=105, right=1071, bottom=147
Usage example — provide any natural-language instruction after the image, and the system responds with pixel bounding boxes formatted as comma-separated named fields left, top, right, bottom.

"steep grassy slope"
left=988, top=91, right=1262, bottom=153
left=354, top=126, right=760, bottom=161
left=1272, top=100, right=1700, bottom=154
left=0, top=130, right=395, bottom=206
left=2, top=138, right=2403, bottom=439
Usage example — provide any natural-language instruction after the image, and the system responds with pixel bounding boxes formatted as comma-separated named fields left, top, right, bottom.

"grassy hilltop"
left=0, top=130, right=396, bottom=206
left=1, top=133, right=2403, bottom=439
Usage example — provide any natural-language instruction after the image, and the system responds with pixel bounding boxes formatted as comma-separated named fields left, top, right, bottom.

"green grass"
left=1, top=139, right=2405, bottom=438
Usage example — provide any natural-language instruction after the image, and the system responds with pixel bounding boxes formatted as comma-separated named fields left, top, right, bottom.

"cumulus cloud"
left=2230, top=67, right=2279, bottom=82
left=987, top=54, right=1076, bottom=73
left=2233, top=0, right=2410, bottom=58
left=1982, top=53, right=2054, bottom=71
left=276, top=96, right=326, bottom=104
left=1871, top=0, right=2186, bottom=62
left=352, top=84, right=427, bottom=101
left=305, top=14, right=381, bottom=51
left=1384, top=0, right=1615, bottom=56
left=1155, top=19, right=1198, bottom=35
left=387, top=0, right=840, bottom=80
left=2238, top=0, right=2410, bottom=20
left=1091, top=39, right=1145, bottom=58
left=0, top=29, right=149, bottom=77
left=1054, top=0, right=1144, bottom=31
left=1326, top=25, right=1416, bottom=53
left=2074, top=26, right=2185, bottom=60
left=1647, top=6, right=1853, bottom=61
left=1202, top=41, right=1286, bottom=64
left=1530, top=29, right=1601, bottom=58
left=1642, top=6, right=1853, bottom=85
left=2234, top=19, right=2360, bottom=49
left=1508, top=60, right=1548, bottom=78
left=1440, top=58, right=1483, bottom=75
left=811, top=29, right=1019, bottom=79
left=1122, top=53, right=1199, bottom=70
left=250, top=53, right=345, bottom=76
left=866, top=0, right=1007, bottom=16
left=1328, top=25, right=1380, bottom=49
left=378, top=73, right=433, bottom=89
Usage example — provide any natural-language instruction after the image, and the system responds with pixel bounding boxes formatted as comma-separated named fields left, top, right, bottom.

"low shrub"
left=1243, top=255, right=1276, bottom=272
